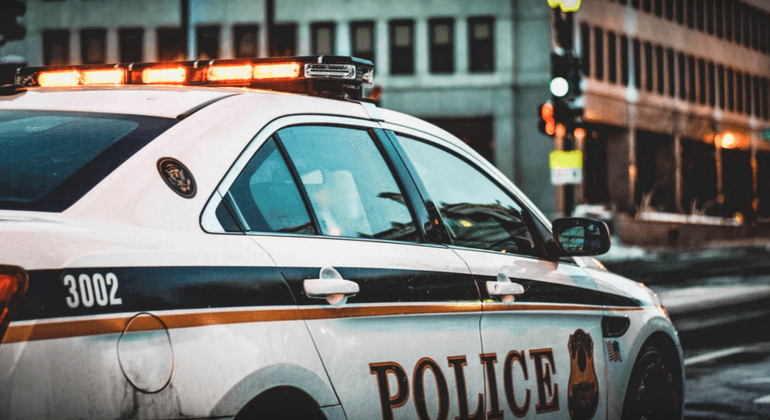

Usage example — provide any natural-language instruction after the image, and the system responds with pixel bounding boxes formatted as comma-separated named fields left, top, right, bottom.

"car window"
left=278, top=125, right=419, bottom=242
left=0, top=110, right=176, bottom=212
left=394, top=134, right=537, bottom=256
left=222, top=138, right=315, bottom=234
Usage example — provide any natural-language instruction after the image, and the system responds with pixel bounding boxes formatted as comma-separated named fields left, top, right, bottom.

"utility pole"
left=266, top=0, right=275, bottom=57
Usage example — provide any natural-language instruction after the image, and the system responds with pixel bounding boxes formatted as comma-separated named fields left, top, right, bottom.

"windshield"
left=0, top=110, right=176, bottom=211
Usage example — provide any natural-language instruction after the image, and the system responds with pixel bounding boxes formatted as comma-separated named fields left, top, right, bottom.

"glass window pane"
left=226, top=138, right=314, bottom=234
left=279, top=126, right=418, bottom=242
left=395, top=135, right=536, bottom=255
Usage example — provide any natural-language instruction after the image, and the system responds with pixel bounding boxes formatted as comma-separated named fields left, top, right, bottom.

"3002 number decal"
left=64, top=273, right=123, bottom=308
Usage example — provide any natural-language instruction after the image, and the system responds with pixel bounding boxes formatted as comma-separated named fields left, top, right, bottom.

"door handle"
left=486, top=273, right=525, bottom=304
left=303, top=267, right=359, bottom=306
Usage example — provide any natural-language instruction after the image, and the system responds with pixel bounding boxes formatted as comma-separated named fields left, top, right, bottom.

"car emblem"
left=157, top=157, right=196, bottom=198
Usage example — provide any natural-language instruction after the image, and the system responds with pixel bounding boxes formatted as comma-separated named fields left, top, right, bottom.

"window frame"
left=201, top=116, right=430, bottom=246
left=350, top=20, right=375, bottom=63
left=381, top=124, right=565, bottom=262
left=468, top=16, right=495, bottom=73
left=389, top=19, right=415, bottom=75
left=429, top=17, right=455, bottom=74
left=311, top=21, right=337, bottom=56
left=80, top=28, right=107, bottom=65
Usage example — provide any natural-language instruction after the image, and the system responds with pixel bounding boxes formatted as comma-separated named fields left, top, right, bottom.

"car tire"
left=621, top=345, right=682, bottom=420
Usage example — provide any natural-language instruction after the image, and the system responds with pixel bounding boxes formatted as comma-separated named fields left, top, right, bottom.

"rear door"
left=389, top=130, right=608, bottom=420
left=205, top=116, right=487, bottom=420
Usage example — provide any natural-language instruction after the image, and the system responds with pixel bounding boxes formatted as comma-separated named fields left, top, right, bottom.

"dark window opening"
left=645, top=42, right=653, bottom=91
left=688, top=56, right=696, bottom=102
left=351, top=21, right=375, bottom=63
left=727, top=68, right=734, bottom=110
left=742, top=4, right=750, bottom=47
left=233, top=24, right=259, bottom=59
left=678, top=52, right=686, bottom=99
left=751, top=8, right=759, bottom=50
left=716, top=0, right=724, bottom=37
left=80, top=28, right=106, bottom=65
left=697, top=0, right=705, bottom=30
left=635, top=131, right=677, bottom=212
left=687, top=0, right=695, bottom=27
left=608, top=32, right=617, bottom=83
left=429, top=18, right=455, bottom=74
left=656, top=45, right=664, bottom=94
left=311, top=22, right=336, bottom=56
left=708, top=62, right=716, bottom=106
left=655, top=0, right=664, bottom=16
left=753, top=76, right=760, bottom=117
left=697, top=59, right=706, bottom=104
left=666, top=0, right=675, bottom=19
left=644, top=0, right=653, bottom=12
left=581, top=24, right=591, bottom=77
left=196, top=25, right=220, bottom=60
left=736, top=71, right=743, bottom=112
left=734, top=1, right=741, bottom=44
left=119, top=28, right=143, bottom=63
left=469, top=17, right=495, bottom=73
left=718, top=65, right=725, bottom=109
left=745, top=73, right=751, bottom=115
left=274, top=24, right=297, bottom=57
left=707, top=0, right=715, bottom=33
left=681, top=139, right=718, bottom=215
left=722, top=149, right=753, bottom=217
left=762, top=78, right=769, bottom=120
left=667, top=48, right=675, bottom=97
left=633, top=39, right=642, bottom=88
left=595, top=28, right=605, bottom=80
left=390, top=20, right=414, bottom=75
left=676, top=0, right=685, bottom=23
left=725, top=0, right=733, bottom=41
left=621, top=35, right=629, bottom=86
left=157, top=28, right=186, bottom=62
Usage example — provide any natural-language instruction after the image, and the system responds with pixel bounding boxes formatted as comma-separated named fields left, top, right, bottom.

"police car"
left=0, top=56, right=682, bottom=420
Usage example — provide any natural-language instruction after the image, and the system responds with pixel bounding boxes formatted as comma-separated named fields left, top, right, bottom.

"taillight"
left=0, top=266, right=28, bottom=344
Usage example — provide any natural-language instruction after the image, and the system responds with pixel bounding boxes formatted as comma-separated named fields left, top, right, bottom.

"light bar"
left=82, top=69, right=125, bottom=85
left=141, top=67, right=187, bottom=84
left=253, top=63, right=301, bottom=80
left=38, top=70, right=80, bottom=87
left=18, top=56, right=375, bottom=100
left=207, top=64, right=253, bottom=82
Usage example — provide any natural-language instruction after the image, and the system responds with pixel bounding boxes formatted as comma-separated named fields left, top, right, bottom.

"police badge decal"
left=568, top=329, right=599, bottom=420
left=157, top=157, right=197, bottom=198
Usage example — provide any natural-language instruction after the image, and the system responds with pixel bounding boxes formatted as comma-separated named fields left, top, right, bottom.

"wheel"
left=234, top=387, right=325, bottom=420
left=621, top=345, right=682, bottom=420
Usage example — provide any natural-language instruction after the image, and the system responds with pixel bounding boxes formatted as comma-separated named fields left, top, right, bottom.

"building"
left=2, top=0, right=769, bottom=245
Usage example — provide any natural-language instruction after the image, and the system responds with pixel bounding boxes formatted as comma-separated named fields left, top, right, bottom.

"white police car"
left=0, top=56, right=682, bottom=420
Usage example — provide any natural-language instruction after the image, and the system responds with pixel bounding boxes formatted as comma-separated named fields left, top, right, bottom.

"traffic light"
left=538, top=102, right=556, bottom=136
left=0, top=0, right=27, bottom=47
left=550, top=9, right=583, bottom=123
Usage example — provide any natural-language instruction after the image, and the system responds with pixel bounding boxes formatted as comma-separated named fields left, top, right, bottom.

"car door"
left=388, top=130, right=608, bottom=420
left=205, top=116, right=487, bottom=420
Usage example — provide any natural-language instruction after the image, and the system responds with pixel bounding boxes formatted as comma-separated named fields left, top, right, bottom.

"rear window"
left=0, top=110, right=176, bottom=211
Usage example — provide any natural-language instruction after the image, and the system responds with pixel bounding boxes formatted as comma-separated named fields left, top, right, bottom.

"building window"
left=716, top=0, right=724, bottom=37
left=706, top=0, right=715, bottom=33
left=119, top=28, right=143, bottom=63
left=736, top=71, right=743, bottom=112
left=43, top=29, right=69, bottom=66
left=708, top=62, right=716, bottom=106
left=751, top=8, right=759, bottom=50
left=633, top=38, right=642, bottom=88
left=157, top=28, right=186, bottom=61
left=429, top=18, right=454, bottom=74
left=742, top=3, right=750, bottom=47
left=644, top=42, right=653, bottom=91
left=688, top=56, right=696, bottom=102
left=644, top=0, right=652, bottom=12
left=468, top=17, right=494, bottom=73
left=311, top=22, right=336, bottom=55
left=390, top=20, right=414, bottom=75
left=351, top=21, right=375, bottom=63
left=666, top=0, right=674, bottom=19
left=581, top=24, right=591, bottom=77
left=698, top=59, right=706, bottom=104
left=761, top=78, right=768, bottom=120
left=745, top=73, right=752, bottom=115
left=678, top=52, right=686, bottom=99
left=676, top=0, right=685, bottom=23
left=594, top=28, right=604, bottom=80
left=196, top=25, right=220, bottom=60
left=656, top=45, right=664, bottom=94
left=621, top=35, right=629, bottom=85
left=667, top=48, right=675, bottom=97
left=80, top=29, right=106, bottom=64
left=727, top=68, right=734, bottom=110
left=233, top=24, right=259, bottom=59
left=733, top=1, right=741, bottom=44
left=760, top=11, right=768, bottom=53
left=655, top=0, right=663, bottom=16
left=696, top=0, right=705, bottom=30
left=608, top=32, right=617, bottom=83
left=632, top=0, right=640, bottom=8
left=718, top=64, right=725, bottom=109
left=725, top=0, right=733, bottom=41
left=274, top=24, right=297, bottom=56
left=753, top=76, right=760, bottom=116
left=687, top=0, right=695, bottom=27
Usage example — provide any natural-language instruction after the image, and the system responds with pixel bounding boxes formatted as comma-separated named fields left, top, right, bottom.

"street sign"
left=550, top=150, right=583, bottom=185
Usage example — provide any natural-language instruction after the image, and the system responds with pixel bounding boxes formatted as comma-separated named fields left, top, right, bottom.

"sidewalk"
left=597, top=237, right=770, bottom=333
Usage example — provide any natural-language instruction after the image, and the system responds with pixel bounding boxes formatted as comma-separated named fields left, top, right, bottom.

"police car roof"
left=0, top=86, right=244, bottom=119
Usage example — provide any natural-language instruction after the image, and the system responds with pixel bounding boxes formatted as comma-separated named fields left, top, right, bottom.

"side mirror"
left=552, top=217, right=611, bottom=256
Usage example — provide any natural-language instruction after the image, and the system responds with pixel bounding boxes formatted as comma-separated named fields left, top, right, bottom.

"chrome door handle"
left=303, top=266, right=359, bottom=306
left=486, top=273, right=525, bottom=304
left=486, top=281, right=525, bottom=297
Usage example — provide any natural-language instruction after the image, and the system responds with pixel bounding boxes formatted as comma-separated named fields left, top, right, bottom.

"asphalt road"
left=681, top=313, right=770, bottom=419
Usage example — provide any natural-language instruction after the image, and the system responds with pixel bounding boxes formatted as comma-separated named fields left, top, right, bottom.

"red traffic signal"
left=538, top=102, right=556, bottom=136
